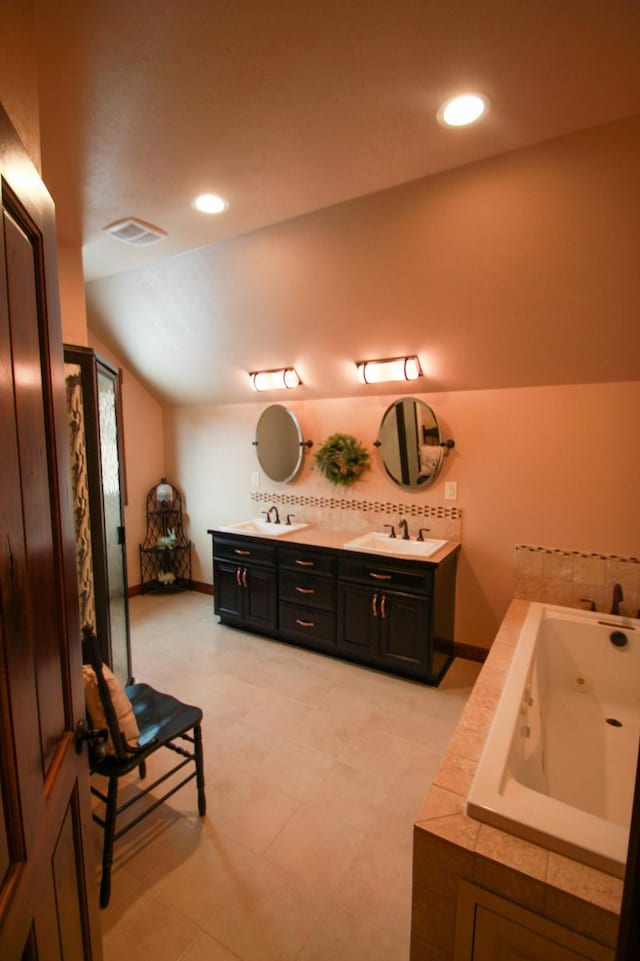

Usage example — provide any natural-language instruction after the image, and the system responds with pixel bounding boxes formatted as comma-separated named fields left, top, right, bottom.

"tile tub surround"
left=514, top=544, right=640, bottom=617
left=411, top=598, right=624, bottom=961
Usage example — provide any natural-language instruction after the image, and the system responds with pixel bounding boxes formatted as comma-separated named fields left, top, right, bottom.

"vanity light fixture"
left=192, top=193, right=228, bottom=214
left=250, top=368, right=302, bottom=391
left=436, top=92, right=490, bottom=127
left=356, top=355, right=423, bottom=385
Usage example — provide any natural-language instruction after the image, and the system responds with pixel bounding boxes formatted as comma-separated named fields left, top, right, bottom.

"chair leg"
left=193, top=723, right=206, bottom=816
left=138, top=759, right=147, bottom=779
left=100, top=776, right=118, bottom=909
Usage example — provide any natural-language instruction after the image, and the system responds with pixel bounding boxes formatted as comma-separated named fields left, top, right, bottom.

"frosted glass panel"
left=97, top=370, right=128, bottom=684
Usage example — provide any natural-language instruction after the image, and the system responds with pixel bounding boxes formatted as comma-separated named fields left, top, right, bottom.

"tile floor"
left=97, top=591, right=481, bottom=961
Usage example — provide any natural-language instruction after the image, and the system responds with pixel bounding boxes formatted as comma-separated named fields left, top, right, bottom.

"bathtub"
left=466, top=602, right=640, bottom=878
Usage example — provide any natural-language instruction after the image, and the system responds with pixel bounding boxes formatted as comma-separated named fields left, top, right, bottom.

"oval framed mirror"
left=376, top=397, right=447, bottom=489
left=254, top=404, right=309, bottom=483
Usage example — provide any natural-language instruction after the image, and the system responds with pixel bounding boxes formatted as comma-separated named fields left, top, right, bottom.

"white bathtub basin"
left=343, top=532, right=447, bottom=558
left=219, top=519, right=309, bottom=537
left=466, top=602, right=640, bottom=878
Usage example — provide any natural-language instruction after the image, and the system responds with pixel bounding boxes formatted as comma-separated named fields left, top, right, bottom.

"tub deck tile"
left=411, top=597, right=624, bottom=961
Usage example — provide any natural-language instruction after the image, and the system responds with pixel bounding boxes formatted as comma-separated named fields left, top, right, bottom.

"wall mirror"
left=376, top=397, right=452, bottom=490
left=254, top=404, right=311, bottom=483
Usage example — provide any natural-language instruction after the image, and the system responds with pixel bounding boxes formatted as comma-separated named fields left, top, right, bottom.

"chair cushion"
left=83, top=664, right=140, bottom=754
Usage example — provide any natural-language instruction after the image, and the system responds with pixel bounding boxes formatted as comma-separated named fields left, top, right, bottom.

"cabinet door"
left=214, top=560, right=244, bottom=619
left=455, top=882, right=613, bottom=961
left=473, top=907, right=609, bottom=960
left=337, top=582, right=379, bottom=662
left=244, top=564, right=277, bottom=630
left=379, top=591, right=431, bottom=677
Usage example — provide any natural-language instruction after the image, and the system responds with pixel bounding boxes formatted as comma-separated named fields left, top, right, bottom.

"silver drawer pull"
left=369, top=572, right=391, bottom=580
left=295, top=618, right=315, bottom=628
left=234, top=548, right=251, bottom=556
left=295, top=586, right=315, bottom=594
left=295, top=559, right=315, bottom=567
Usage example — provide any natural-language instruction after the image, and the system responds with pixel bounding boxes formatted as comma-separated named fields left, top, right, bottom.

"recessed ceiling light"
left=192, top=193, right=228, bottom=214
left=437, top=92, right=490, bottom=128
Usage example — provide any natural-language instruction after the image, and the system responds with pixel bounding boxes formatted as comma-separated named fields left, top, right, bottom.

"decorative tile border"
left=251, top=490, right=462, bottom=540
left=251, top=489, right=461, bottom=519
left=513, top=544, right=640, bottom=617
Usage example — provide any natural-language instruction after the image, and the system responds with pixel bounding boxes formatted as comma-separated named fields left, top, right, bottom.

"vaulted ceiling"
left=35, top=1, right=640, bottom=405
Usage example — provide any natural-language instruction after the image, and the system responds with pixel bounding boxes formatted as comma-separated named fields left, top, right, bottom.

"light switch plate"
left=250, top=471, right=260, bottom=487
left=444, top=481, right=457, bottom=500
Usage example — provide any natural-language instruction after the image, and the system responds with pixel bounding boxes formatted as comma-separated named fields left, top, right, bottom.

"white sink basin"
left=220, top=518, right=309, bottom=538
left=343, top=532, right=447, bottom=558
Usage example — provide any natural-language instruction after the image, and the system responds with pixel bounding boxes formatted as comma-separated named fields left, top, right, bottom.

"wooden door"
left=0, top=104, right=103, bottom=958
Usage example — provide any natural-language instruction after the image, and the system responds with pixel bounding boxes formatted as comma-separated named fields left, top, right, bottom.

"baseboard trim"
left=454, top=642, right=488, bottom=663
left=128, top=583, right=480, bottom=658
left=128, top=581, right=214, bottom=597
left=192, top=580, right=214, bottom=596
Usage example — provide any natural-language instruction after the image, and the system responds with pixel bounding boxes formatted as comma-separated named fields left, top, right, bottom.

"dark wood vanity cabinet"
left=212, top=536, right=277, bottom=633
left=209, top=530, right=458, bottom=684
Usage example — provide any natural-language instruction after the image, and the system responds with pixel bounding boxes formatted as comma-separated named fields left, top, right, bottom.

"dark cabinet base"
left=209, top=530, right=458, bottom=686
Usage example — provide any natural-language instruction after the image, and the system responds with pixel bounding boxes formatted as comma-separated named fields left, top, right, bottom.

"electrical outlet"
left=250, top=471, right=259, bottom=488
left=444, top=481, right=457, bottom=500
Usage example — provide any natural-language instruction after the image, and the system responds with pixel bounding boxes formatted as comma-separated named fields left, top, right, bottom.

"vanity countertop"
left=209, top=523, right=461, bottom=566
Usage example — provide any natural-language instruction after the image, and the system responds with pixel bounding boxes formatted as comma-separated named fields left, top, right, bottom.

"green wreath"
left=314, top=433, right=370, bottom=487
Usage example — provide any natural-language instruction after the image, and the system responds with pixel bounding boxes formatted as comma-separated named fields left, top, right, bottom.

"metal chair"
left=81, top=628, right=206, bottom=908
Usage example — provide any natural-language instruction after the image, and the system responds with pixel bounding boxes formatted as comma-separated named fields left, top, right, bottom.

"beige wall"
left=163, top=380, right=640, bottom=649
left=1, top=1, right=40, bottom=170
left=58, top=238, right=89, bottom=344
left=85, top=117, right=640, bottom=406
left=1, top=2, right=88, bottom=350
left=88, top=335, right=165, bottom=586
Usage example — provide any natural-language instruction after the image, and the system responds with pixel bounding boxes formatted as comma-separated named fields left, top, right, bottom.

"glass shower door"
left=64, top=345, right=131, bottom=685
left=97, top=365, right=130, bottom=684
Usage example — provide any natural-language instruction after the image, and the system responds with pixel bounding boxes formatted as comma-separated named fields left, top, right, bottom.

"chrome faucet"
left=266, top=505, right=280, bottom=524
left=398, top=518, right=410, bottom=540
left=611, top=583, right=623, bottom=616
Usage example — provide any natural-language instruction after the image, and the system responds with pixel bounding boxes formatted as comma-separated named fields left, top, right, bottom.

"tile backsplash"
left=251, top=490, right=462, bottom=541
left=514, top=544, right=640, bottom=618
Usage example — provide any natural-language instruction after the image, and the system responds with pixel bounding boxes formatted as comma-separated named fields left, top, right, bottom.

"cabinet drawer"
left=279, top=571, right=336, bottom=610
left=213, top=536, right=276, bottom=566
left=278, top=545, right=336, bottom=575
left=279, top=603, right=336, bottom=649
left=338, top=557, right=433, bottom=594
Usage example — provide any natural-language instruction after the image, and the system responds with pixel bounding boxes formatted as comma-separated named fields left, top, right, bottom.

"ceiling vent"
left=103, top=217, right=167, bottom=246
